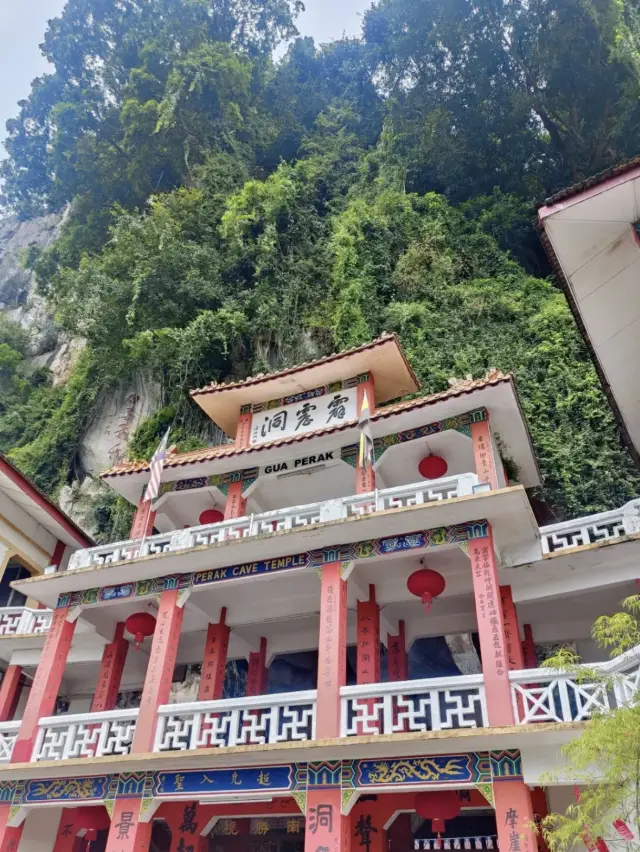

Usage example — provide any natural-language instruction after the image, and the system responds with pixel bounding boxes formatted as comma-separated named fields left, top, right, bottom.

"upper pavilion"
left=99, top=334, right=541, bottom=536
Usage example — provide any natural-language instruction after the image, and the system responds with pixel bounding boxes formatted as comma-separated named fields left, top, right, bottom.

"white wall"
left=19, top=806, right=62, bottom=852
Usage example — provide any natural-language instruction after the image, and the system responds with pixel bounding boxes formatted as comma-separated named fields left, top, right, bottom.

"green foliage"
left=542, top=598, right=640, bottom=851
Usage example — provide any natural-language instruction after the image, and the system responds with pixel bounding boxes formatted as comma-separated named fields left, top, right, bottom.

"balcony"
left=68, top=473, right=482, bottom=570
left=0, top=607, right=52, bottom=636
left=5, top=645, right=636, bottom=764
left=540, top=499, right=640, bottom=554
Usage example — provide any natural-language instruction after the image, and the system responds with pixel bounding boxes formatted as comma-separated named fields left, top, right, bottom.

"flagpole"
left=139, top=497, right=153, bottom=556
left=136, top=427, right=170, bottom=557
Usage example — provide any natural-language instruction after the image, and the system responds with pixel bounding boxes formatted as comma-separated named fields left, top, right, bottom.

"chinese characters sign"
left=154, top=766, right=293, bottom=797
left=250, top=388, right=357, bottom=445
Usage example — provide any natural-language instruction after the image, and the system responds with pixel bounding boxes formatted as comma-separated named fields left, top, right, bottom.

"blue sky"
left=0, top=0, right=371, bottom=153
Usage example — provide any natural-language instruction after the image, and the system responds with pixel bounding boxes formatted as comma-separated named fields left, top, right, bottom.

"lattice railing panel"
left=33, top=710, right=138, bottom=761
left=154, top=692, right=316, bottom=752
left=340, top=676, right=487, bottom=736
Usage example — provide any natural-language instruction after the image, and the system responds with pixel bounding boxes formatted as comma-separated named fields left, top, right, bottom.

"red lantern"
left=125, top=612, right=157, bottom=649
left=199, top=509, right=224, bottom=526
left=419, top=455, right=448, bottom=480
left=407, top=568, right=446, bottom=612
left=415, top=791, right=461, bottom=832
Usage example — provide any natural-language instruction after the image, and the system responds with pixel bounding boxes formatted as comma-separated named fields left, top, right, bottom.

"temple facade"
left=0, top=315, right=637, bottom=848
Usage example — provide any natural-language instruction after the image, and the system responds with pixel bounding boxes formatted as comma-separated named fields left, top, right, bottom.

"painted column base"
left=0, top=804, right=22, bottom=852
left=494, top=780, right=539, bottom=852
left=104, top=799, right=152, bottom=852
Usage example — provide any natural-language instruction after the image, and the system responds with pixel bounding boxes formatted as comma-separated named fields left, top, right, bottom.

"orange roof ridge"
left=102, top=370, right=511, bottom=479
left=190, top=333, right=417, bottom=396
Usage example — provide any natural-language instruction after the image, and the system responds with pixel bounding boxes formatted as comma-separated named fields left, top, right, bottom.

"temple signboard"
left=250, top=387, right=358, bottom=445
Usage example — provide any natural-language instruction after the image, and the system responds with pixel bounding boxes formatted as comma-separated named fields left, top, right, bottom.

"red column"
left=357, top=584, right=380, bottom=734
left=198, top=608, right=229, bottom=701
left=305, top=788, right=347, bottom=852
left=12, top=606, right=76, bottom=762
left=388, top=813, right=413, bottom=851
left=165, top=801, right=202, bottom=852
left=522, top=624, right=537, bottom=668
left=224, top=482, right=247, bottom=520
left=469, top=525, right=514, bottom=727
left=236, top=408, right=253, bottom=449
left=104, top=798, right=152, bottom=852
left=530, top=788, right=550, bottom=852
left=247, top=637, right=268, bottom=696
left=131, top=588, right=184, bottom=754
left=500, top=586, right=525, bottom=671
left=0, top=804, right=23, bottom=851
left=50, top=540, right=67, bottom=570
left=52, top=812, right=78, bottom=852
left=387, top=620, right=408, bottom=681
left=92, top=623, right=129, bottom=712
left=130, top=492, right=155, bottom=540
left=356, top=375, right=376, bottom=494
left=316, top=561, right=348, bottom=739
left=471, top=419, right=499, bottom=491
left=357, top=585, right=380, bottom=684
left=53, top=808, right=110, bottom=852
left=0, top=666, right=22, bottom=722
left=351, top=798, right=386, bottom=852
left=494, top=781, right=539, bottom=852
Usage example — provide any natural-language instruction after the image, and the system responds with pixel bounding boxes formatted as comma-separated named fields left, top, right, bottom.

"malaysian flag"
left=144, top=429, right=170, bottom=503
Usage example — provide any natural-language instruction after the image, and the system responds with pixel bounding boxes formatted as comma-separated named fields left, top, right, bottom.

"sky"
left=0, top=0, right=371, bottom=154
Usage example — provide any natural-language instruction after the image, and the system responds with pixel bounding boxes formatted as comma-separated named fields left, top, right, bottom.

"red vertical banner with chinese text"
left=471, top=420, right=499, bottom=491
left=104, top=798, right=152, bottom=852
left=305, top=789, right=347, bottom=852
left=469, top=525, right=515, bottom=727
left=198, top=610, right=229, bottom=702
left=131, top=588, right=184, bottom=754
left=316, top=561, right=348, bottom=739
left=499, top=586, right=525, bottom=671
left=92, top=623, right=129, bottom=712
left=12, top=606, right=76, bottom=763
left=356, top=585, right=380, bottom=734
left=494, top=780, right=539, bottom=852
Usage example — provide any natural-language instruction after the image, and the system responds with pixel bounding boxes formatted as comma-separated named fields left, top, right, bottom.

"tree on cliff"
left=1, top=0, right=640, bottom=537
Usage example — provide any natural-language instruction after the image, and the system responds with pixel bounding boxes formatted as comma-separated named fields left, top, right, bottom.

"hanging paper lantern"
left=415, top=791, right=461, bottom=833
left=418, top=455, right=448, bottom=480
left=199, top=509, right=224, bottom=526
left=125, top=612, right=157, bottom=649
left=407, top=568, right=446, bottom=612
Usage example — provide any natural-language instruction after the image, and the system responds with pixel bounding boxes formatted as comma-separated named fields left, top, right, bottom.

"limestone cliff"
left=0, top=213, right=159, bottom=535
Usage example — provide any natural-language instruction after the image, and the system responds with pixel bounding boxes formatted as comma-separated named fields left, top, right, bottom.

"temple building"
left=0, top=204, right=637, bottom=850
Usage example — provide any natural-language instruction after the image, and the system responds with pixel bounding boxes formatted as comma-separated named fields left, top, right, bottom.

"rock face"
left=0, top=212, right=161, bottom=534
left=80, top=375, right=161, bottom=477
left=0, top=212, right=65, bottom=355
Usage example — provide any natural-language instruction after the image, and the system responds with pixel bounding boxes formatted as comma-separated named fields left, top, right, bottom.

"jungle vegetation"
left=2, top=0, right=640, bottom=537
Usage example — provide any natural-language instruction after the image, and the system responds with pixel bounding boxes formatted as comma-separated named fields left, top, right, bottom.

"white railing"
left=540, top=499, right=640, bottom=554
left=32, top=708, right=139, bottom=761
left=153, top=690, right=317, bottom=752
left=509, top=645, right=640, bottom=724
left=0, top=721, right=20, bottom=762
left=340, top=674, right=487, bottom=736
left=415, top=837, right=497, bottom=850
left=0, top=607, right=53, bottom=636
left=68, top=473, right=481, bottom=570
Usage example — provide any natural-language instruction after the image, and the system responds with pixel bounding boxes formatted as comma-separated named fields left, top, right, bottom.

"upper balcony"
left=68, top=473, right=486, bottom=570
